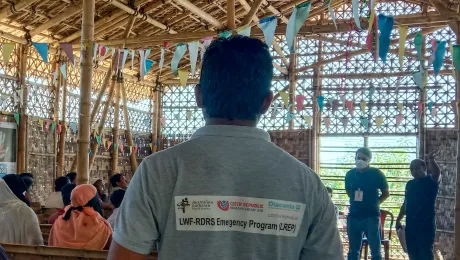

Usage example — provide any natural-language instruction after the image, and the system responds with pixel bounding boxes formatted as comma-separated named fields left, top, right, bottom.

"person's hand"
left=395, top=220, right=403, bottom=230
left=425, top=150, right=439, bottom=161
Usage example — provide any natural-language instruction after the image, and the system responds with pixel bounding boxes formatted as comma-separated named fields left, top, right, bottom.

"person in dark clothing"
left=19, top=172, right=34, bottom=206
left=2, top=174, right=29, bottom=206
left=396, top=151, right=440, bottom=260
left=66, top=172, right=77, bottom=184
left=110, top=174, right=127, bottom=192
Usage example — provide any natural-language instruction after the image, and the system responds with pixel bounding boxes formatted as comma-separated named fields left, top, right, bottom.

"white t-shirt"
left=107, top=208, right=120, bottom=229
left=44, top=191, right=64, bottom=209
left=114, top=125, right=343, bottom=259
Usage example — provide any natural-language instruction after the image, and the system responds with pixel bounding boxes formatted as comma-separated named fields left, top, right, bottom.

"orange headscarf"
left=48, top=184, right=112, bottom=250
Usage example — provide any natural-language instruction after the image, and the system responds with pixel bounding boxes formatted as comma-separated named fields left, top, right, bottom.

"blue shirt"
left=404, top=176, right=438, bottom=225
left=345, top=167, right=388, bottom=218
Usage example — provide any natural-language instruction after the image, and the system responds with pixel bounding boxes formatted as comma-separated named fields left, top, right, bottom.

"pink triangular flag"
left=59, top=43, right=74, bottom=64
left=295, top=95, right=306, bottom=111
left=417, top=101, right=423, bottom=117
left=431, top=107, right=437, bottom=117
left=57, top=124, right=62, bottom=134
left=119, top=143, right=124, bottom=153
left=45, top=120, right=50, bottom=132
left=345, top=100, right=354, bottom=116
left=134, top=146, right=139, bottom=154
left=107, top=141, right=113, bottom=150
left=341, top=117, right=349, bottom=130
left=160, top=116, right=166, bottom=127
left=324, top=117, right=331, bottom=129
left=396, top=114, right=404, bottom=126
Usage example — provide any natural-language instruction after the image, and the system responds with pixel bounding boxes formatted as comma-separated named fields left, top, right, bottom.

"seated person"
left=107, top=189, right=126, bottom=229
left=49, top=184, right=112, bottom=250
left=19, top=172, right=34, bottom=206
left=66, top=172, right=77, bottom=184
left=47, top=183, right=76, bottom=225
left=45, top=176, right=70, bottom=209
left=0, top=174, right=43, bottom=245
left=110, top=174, right=128, bottom=192
left=91, top=177, right=113, bottom=210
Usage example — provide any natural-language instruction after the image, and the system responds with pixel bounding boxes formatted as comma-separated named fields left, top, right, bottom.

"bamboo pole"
left=120, top=80, right=138, bottom=173
left=89, top=75, right=116, bottom=170
left=288, top=39, right=296, bottom=130
left=17, top=44, right=28, bottom=173
left=93, top=15, right=128, bottom=40
left=227, top=0, right=236, bottom=29
left=311, top=38, right=322, bottom=172
left=90, top=62, right=114, bottom=123
left=151, top=89, right=159, bottom=153
left=175, top=0, right=225, bottom=29
left=53, top=55, right=61, bottom=178
left=29, top=2, right=84, bottom=37
left=454, top=20, right=460, bottom=260
left=57, top=63, right=67, bottom=177
left=111, top=76, right=121, bottom=176
left=419, top=7, right=427, bottom=158
left=0, top=0, right=40, bottom=21
left=76, top=0, right=95, bottom=185
left=241, top=0, right=264, bottom=26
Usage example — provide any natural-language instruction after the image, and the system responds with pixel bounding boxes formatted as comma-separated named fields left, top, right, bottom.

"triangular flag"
left=360, top=100, right=367, bottom=114
left=188, top=41, right=199, bottom=76
left=119, top=143, right=124, bottom=153
left=398, top=25, right=408, bottom=70
left=396, top=114, right=404, bottom=126
left=451, top=44, right=457, bottom=77
left=397, top=102, right=403, bottom=113
left=121, top=49, right=129, bottom=70
left=13, top=113, right=19, bottom=125
left=134, top=146, right=139, bottom=154
left=129, top=146, right=133, bottom=154
left=2, top=43, right=14, bottom=65
left=57, top=124, right=62, bottom=134
left=279, top=91, right=289, bottom=108
left=39, top=119, right=44, bottom=129
left=286, top=112, right=295, bottom=123
left=345, top=100, right=354, bottom=116
left=317, top=96, right=324, bottom=112
left=258, top=16, right=277, bottom=47
left=417, top=101, right=423, bottom=117
left=341, top=117, right=349, bottom=130
left=376, top=116, right=384, bottom=128
left=324, top=116, right=331, bottom=129
left=360, top=117, right=369, bottom=131
left=186, top=110, right=192, bottom=120
left=159, top=48, right=165, bottom=71
left=328, top=1, right=337, bottom=29
left=59, top=43, right=74, bottom=64
left=107, top=141, right=113, bottom=150
left=237, top=26, right=251, bottom=37
left=160, top=116, right=166, bottom=127
left=178, top=70, right=189, bottom=87
left=340, top=95, right=346, bottom=103
left=427, top=101, right=433, bottom=114
left=130, top=50, right=135, bottom=70
left=295, top=95, right=306, bottom=111
left=93, top=43, right=98, bottom=63
left=271, top=102, right=279, bottom=119
left=412, top=70, right=423, bottom=89
left=201, top=37, right=213, bottom=61
left=138, top=49, right=146, bottom=79
left=70, top=122, right=77, bottom=133
left=45, top=121, right=50, bottom=132
left=414, top=32, right=423, bottom=61
left=148, top=143, right=153, bottom=151
left=102, top=138, right=107, bottom=148
left=332, top=99, right=340, bottom=114
left=369, top=85, right=376, bottom=100
left=32, top=42, right=49, bottom=63
left=113, top=143, right=118, bottom=151
left=352, top=0, right=362, bottom=30
left=96, top=135, right=102, bottom=145
left=433, top=41, right=446, bottom=76
left=174, top=113, right=180, bottom=120
left=378, top=14, right=394, bottom=63
left=60, top=63, right=67, bottom=79
left=171, top=44, right=187, bottom=76
left=50, top=122, right=56, bottom=133
left=367, top=0, right=378, bottom=32
left=219, top=30, right=232, bottom=38
left=303, top=115, right=312, bottom=126
left=144, top=59, right=155, bottom=75
left=431, top=107, right=437, bottom=117
left=286, top=2, right=311, bottom=52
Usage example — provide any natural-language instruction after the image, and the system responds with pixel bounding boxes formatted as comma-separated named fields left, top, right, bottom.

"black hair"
left=55, top=176, right=70, bottom=192
left=326, top=187, right=333, bottom=194
left=356, top=147, right=372, bottom=160
left=199, top=36, right=273, bottom=121
left=3, top=174, right=29, bottom=205
left=61, top=183, right=76, bottom=206
left=63, top=194, right=102, bottom=220
left=19, top=172, right=34, bottom=191
left=110, top=189, right=126, bottom=208
left=110, top=173, right=122, bottom=188
left=410, top=159, right=426, bottom=171
left=66, top=172, right=77, bottom=183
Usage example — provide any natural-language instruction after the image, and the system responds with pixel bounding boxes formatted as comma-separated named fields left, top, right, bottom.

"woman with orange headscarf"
left=48, top=184, right=112, bottom=250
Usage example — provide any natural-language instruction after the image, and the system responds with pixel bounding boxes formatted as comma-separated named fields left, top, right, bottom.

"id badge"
left=354, top=189, right=363, bottom=202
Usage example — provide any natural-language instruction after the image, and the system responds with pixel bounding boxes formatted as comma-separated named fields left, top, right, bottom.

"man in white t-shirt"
left=44, top=176, right=70, bottom=209
left=108, top=36, right=343, bottom=260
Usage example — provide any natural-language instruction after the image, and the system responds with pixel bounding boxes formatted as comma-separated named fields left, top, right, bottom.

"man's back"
left=113, top=125, right=342, bottom=260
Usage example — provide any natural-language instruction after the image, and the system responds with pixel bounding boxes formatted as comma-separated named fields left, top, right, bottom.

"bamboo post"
left=419, top=25, right=427, bottom=158
left=151, top=89, right=160, bottom=153
left=311, top=39, right=322, bottom=173
left=76, top=0, right=95, bottom=185
left=120, top=80, right=138, bottom=173
left=288, top=39, right=297, bottom=130
left=53, top=55, right=61, bottom=178
left=17, top=44, right=28, bottom=173
left=89, top=75, right=116, bottom=170
left=455, top=20, right=460, bottom=260
left=57, top=62, right=67, bottom=177
left=111, top=74, right=121, bottom=176
left=227, top=0, right=235, bottom=30
left=90, top=62, right=113, bottom=123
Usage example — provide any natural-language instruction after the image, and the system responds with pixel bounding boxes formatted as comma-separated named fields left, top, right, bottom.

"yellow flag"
left=148, top=143, right=153, bottom=150
left=375, top=116, right=384, bottom=128
left=39, top=119, right=44, bottom=129
left=367, top=1, right=378, bottom=32
left=398, top=25, right=408, bottom=70
left=451, top=45, right=456, bottom=79
left=303, top=116, right=312, bottom=126
left=2, top=43, right=15, bottom=65
left=186, top=110, right=192, bottom=120
left=279, top=91, right=289, bottom=108
left=360, top=100, right=367, bottom=114
left=397, top=103, right=403, bottom=112
left=178, top=70, right=189, bottom=87
left=129, top=146, right=133, bottom=154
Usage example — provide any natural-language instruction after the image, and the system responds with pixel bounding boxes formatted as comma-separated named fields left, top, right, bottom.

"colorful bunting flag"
left=427, top=101, right=433, bottom=114
left=341, top=117, right=349, bottom=130
left=286, top=112, right=295, bottom=123
left=237, top=26, right=251, bottom=37
left=144, top=59, right=155, bottom=75
left=201, top=37, right=213, bottom=62
left=345, top=100, right=354, bottom=116
left=367, top=0, right=378, bottom=32
left=178, top=70, right=189, bottom=87
left=360, top=100, right=367, bottom=114
left=148, top=143, right=153, bottom=151
left=417, top=101, right=423, bottom=117
left=295, top=95, right=306, bottom=111
left=286, top=2, right=311, bottom=52
left=13, top=113, right=19, bottom=125
left=328, top=1, right=337, bottom=30
left=368, top=85, right=376, bottom=100
left=219, top=30, right=232, bottom=38
left=93, top=43, right=98, bottom=64
left=258, top=16, right=277, bottom=47
left=317, top=96, right=325, bottom=112
left=119, top=143, right=124, bottom=153
left=57, top=124, right=62, bottom=134
left=332, top=99, right=340, bottom=114
left=121, top=49, right=129, bottom=71
left=2, top=43, right=14, bottom=65
left=32, top=42, right=49, bottom=63
left=59, top=43, right=74, bottom=64
left=303, top=115, right=312, bottom=126
left=138, top=49, right=146, bottom=78
left=60, top=63, right=67, bottom=80
left=431, top=107, right=437, bottom=117
left=324, top=116, right=331, bottom=129
left=188, top=41, right=199, bottom=76
left=352, top=0, right=362, bottom=30
left=433, top=41, right=446, bottom=76
left=397, top=102, right=403, bottom=113
left=339, top=95, right=346, bottom=103
left=412, top=70, right=423, bottom=89
left=171, top=44, right=187, bottom=77
left=279, top=91, right=289, bottom=108
left=398, top=25, right=408, bottom=70
left=186, top=110, right=192, bottom=120
left=51, top=122, right=56, bottom=133
left=396, top=114, right=404, bottom=126
left=375, top=116, right=384, bottom=128
left=107, top=141, right=113, bottom=150
left=96, top=135, right=102, bottom=145
left=378, top=14, right=394, bottom=63
left=451, top=45, right=456, bottom=78
left=360, top=117, right=369, bottom=131
left=271, top=102, right=279, bottom=119
left=414, top=32, right=423, bottom=61
left=160, top=116, right=166, bottom=127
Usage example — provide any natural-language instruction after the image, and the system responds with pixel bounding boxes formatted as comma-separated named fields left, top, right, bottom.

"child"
left=108, top=189, right=125, bottom=229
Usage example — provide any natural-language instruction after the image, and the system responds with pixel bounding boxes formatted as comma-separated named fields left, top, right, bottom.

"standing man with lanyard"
left=396, top=151, right=440, bottom=260
left=345, top=147, right=390, bottom=260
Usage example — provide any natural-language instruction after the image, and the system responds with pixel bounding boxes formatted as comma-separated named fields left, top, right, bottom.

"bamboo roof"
left=0, top=0, right=457, bottom=85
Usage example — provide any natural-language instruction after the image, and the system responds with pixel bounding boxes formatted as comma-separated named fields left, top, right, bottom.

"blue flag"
left=378, top=14, right=394, bottom=63
left=171, top=44, right=187, bottom=77
left=360, top=117, right=369, bottom=131
left=32, top=42, right=49, bottom=63
left=258, top=16, right=277, bottom=47
left=60, top=63, right=67, bottom=80
left=286, top=2, right=311, bottom=52
left=352, top=0, right=362, bottom=30
left=144, top=59, right=155, bottom=75
left=433, top=41, right=446, bottom=76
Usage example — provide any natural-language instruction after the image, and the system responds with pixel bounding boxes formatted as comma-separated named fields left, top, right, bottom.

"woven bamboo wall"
left=268, top=130, right=312, bottom=167
left=426, top=129, right=456, bottom=260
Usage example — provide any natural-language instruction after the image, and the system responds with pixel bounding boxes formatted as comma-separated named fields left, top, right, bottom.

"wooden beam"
left=93, top=15, right=128, bottom=40
left=273, top=41, right=290, bottom=67
left=0, top=0, right=40, bottom=21
left=241, top=0, right=264, bottom=26
left=274, top=63, right=288, bottom=75
left=57, top=58, right=67, bottom=177
left=111, top=79, right=121, bottom=176
left=429, top=0, right=460, bottom=35
left=175, top=0, right=225, bottom=30
left=288, top=39, right=297, bottom=130
left=76, top=0, right=95, bottom=185
left=17, top=44, right=28, bottom=173
left=455, top=20, right=460, bottom=260
left=30, top=2, right=84, bottom=37
left=120, top=80, right=138, bottom=172
left=227, top=0, right=236, bottom=29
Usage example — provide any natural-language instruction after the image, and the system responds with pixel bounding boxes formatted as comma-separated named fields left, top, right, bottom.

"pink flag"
left=345, top=100, right=354, bottom=116
left=107, top=141, right=113, bottom=150
left=431, top=39, right=437, bottom=51
left=119, top=143, right=124, bottom=153
left=57, top=124, right=62, bottom=134
left=59, top=43, right=74, bottom=64
left=324, top=117, right=331, bottom=129
left=396, top=114, right=404, bottom=126
left=134, top=146, right=139, bottom=154
left=45, top=120, right=50, bottom=132
left=295, top=95, right=306, bottom=111
left=431, top=107, right=437, bottom=117
left=417, top=101, right=423, bottom=117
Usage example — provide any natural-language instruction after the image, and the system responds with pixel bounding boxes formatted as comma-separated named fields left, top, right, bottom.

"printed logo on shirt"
left=175, top=196, right=305, bottom=237
left=217, top=200, right=229, bottom=211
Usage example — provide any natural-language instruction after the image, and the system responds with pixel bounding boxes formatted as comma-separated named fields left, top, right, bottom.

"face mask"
left=355, top=159, right=368, bottom=169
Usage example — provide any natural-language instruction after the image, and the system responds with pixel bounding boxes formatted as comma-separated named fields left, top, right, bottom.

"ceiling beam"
left=227, top=0, right=236, bottom=30
left=428, top=0, right=460, bottom=35
left=0, top=0, right=40, bottom=21
left=241, top=0, right=264, bottom=26
left=175, top=0, right=225, bottom=30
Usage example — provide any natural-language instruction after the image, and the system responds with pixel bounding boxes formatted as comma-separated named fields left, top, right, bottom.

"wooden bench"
left=2, top=243, right=158, bottom=259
